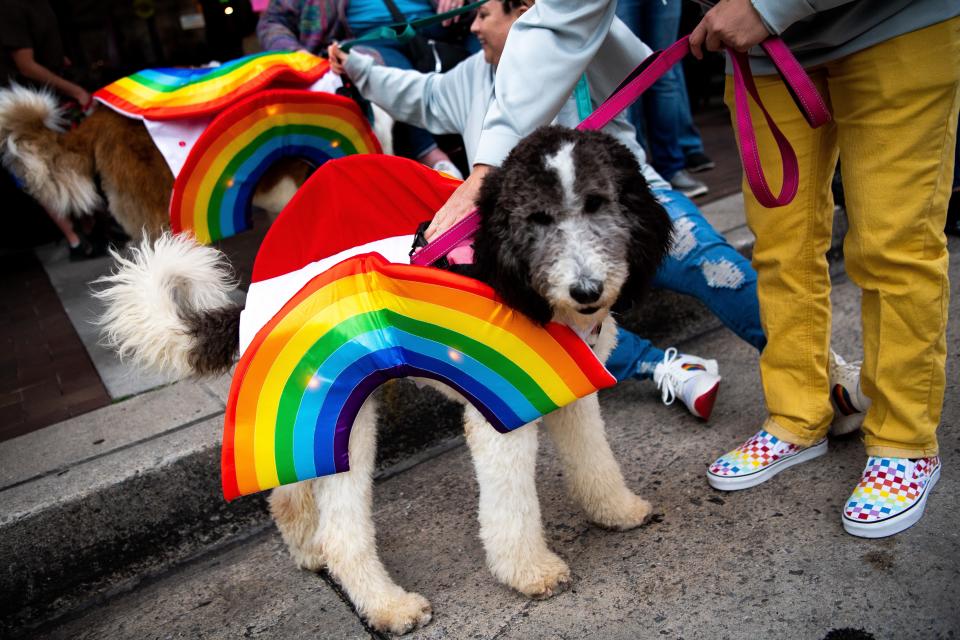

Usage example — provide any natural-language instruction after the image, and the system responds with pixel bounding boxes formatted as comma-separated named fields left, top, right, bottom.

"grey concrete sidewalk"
left=27, top=240, right=960, bottom=640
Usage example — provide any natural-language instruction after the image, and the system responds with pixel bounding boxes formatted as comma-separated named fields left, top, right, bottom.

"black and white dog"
left=97, top=125, right=672, bottom=634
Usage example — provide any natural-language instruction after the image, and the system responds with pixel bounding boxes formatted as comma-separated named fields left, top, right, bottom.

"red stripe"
left=94, top=59, right=331, bottom=121
left=252, top=154, right=461, bottom=282
left=170, top=90, right=376, bottom=235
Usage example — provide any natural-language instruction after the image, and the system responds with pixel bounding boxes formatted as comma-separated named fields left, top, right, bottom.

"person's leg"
left=829, top=18, right=958, bottom=460
left=676, top=75, right=714, bottom=172
left=946, top=110, right=960, bottom=236
left=725, top=68, right=838, bottom=445
left=605, top=328, right=664, bottom=382
left=614, top=0, right=648, bottom=149
left=830, top=20, right=957, bottom=537
left=46, top=208, right=80, bottom=246
left=637, top=0, right=687, bottom=182
left=676, top=74, right=704, bottom=157
left=651, top=190, right=765, bottom=352
left=706, top=68, right=838, bottom=490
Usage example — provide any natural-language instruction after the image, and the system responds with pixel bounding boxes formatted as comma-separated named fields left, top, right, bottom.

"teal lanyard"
left=574, top=73, right=593, bottom=120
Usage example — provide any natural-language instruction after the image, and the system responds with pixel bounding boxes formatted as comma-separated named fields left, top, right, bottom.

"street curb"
left=0, top=197, right=850, bottom=634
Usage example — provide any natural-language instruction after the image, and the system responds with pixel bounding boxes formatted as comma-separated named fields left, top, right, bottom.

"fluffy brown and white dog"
left=0, top=85, right=392, bottom=242
left=95, top=125, right=672, bottom=634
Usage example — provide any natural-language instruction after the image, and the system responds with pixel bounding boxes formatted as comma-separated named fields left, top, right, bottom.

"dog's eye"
left=583, top=193, right=607, bottom=214
left=528, top=210, right=554, bottom=226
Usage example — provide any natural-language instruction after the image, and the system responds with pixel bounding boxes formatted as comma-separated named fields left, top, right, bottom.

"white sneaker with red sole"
left=653, top=348, right=721, bottom=420
left=829, top=350, right=871, bottom=436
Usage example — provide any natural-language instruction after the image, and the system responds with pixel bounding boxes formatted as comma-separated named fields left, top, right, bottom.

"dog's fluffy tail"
left=0, top=84, right=101, bottom=216
left=95, top=233, right=242, bottom=379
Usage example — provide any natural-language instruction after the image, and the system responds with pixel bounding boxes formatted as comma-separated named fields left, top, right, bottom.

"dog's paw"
left=588, top=492, right=653, bottom=531
left=501, top=551, right=572, bottom=600
left=366, top=591, right=433, bottom=635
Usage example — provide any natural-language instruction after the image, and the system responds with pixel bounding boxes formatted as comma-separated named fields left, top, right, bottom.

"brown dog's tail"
left=94, top=233, right=242, bottom=379
left=0, top=84, right=102, bottom=217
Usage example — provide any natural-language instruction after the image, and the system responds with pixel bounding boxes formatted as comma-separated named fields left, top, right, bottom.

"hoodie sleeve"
left=345, top=51, right=479, bottom=135
left=474, top=0, right=617, bottom=167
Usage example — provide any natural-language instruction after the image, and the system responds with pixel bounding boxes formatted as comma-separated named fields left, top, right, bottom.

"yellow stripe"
left=246, top=273, right=578, bottom=488
left=110, top=52, right=320, bottom=108
left=189, top=109, right=372, bottom=240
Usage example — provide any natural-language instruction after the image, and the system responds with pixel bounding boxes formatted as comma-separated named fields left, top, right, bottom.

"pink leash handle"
left=410, top=206, right=482, bottom=266
left=413, top=34, right=832, bottom=265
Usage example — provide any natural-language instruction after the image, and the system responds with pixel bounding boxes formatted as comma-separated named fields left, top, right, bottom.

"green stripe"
left=275, top=311, right=384, bottom=485
left=272, top=308, right=558, bottom=484
left=207, top=124, right=361, bottom=241
left=127, top=52, right=286, bottom=93
left=385, top=311, right=556, bottom=414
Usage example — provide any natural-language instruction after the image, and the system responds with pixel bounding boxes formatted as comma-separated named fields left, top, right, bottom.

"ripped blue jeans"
left=606, top=190, right=765, bottom=381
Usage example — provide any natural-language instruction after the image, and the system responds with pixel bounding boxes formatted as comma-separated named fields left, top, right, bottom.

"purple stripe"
left=332, top=363, right=512, bottom=474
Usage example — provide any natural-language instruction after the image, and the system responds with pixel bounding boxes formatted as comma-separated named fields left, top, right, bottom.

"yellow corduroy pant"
left=724, top=17, right=960, bottom=458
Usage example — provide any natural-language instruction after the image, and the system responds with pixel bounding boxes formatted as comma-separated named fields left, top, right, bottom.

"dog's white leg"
left=464, top=406, right=571, bottom=599
left=542, top=395, right=652, bottom=530
left=308, top=396, right=432, bottom=635
left=270, top=481, right=324, bottom=570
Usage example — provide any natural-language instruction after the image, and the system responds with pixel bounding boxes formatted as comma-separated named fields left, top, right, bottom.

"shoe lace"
left=655, top=347, right=683, bottom=406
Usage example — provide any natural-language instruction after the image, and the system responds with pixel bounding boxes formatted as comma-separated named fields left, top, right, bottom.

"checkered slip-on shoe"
left=842, top=456, right=941, bottom=539
left=706, top=429, right=828, bottom=491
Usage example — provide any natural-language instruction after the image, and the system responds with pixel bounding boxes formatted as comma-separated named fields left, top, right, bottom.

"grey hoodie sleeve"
left=344, top=51, right=477, bottom=135
left=474, top=0, right=618, bottom=167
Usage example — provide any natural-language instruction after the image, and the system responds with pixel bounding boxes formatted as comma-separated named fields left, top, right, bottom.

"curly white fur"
left=93, top=233, right=237, bottom=379
left=0, top=84, right=102, bottom=217
left=264, top=129, right=659, bottom=635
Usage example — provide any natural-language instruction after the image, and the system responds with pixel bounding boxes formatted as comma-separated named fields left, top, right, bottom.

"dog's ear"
left=608, top=143, right=673, bottom=306
left=473, top=167, right=554, bottom=325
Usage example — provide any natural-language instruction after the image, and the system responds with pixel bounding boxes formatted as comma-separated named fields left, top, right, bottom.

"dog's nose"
left=569, top=282, right=603, bottom=304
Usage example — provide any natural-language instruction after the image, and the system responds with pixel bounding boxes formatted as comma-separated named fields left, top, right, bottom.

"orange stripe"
left=95, top=57, right=330, bottom=120
left=228, top=257, right=368, bottom=495
left=226, top=255, right=604, bottom=493
left=174, top=99, right=373, bottom=234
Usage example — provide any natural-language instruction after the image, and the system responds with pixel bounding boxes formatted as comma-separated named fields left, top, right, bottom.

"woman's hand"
left=327, top=42, right=348, bottom=75
left=425, top=164, right=490, bottom=240
left=436, top=0, right=464, bottom=27
left=73, top=88, right=93, bottom=110
left=689, top=0, right=771, bottom=59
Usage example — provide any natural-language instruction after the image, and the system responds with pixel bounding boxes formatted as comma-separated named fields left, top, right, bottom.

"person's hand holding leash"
left=689, top=0, right=770, bottom=59
left=425, top=164, right=491, bottom=240
left=327, top=43, right=348, bottom=74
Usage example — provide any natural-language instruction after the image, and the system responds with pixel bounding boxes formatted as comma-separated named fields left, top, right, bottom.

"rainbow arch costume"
left=222, top=155, right=617, bottom=500
left=93, top=51, right=381, bottom=243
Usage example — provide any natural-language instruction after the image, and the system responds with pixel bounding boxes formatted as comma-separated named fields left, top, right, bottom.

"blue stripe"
left=294, top=327, right=533, bottom=480
left=218, top=138, right=337, bottom=238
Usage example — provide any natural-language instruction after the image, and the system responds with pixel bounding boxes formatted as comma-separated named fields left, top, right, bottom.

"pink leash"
left=412, top=35, right=831, bottom=267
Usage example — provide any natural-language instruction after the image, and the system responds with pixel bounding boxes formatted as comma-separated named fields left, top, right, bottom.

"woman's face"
left=470, top=2, right=525, bottom=66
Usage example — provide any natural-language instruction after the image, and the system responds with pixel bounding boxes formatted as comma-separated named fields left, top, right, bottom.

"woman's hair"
left=498, top=0, right=533, bottom=14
